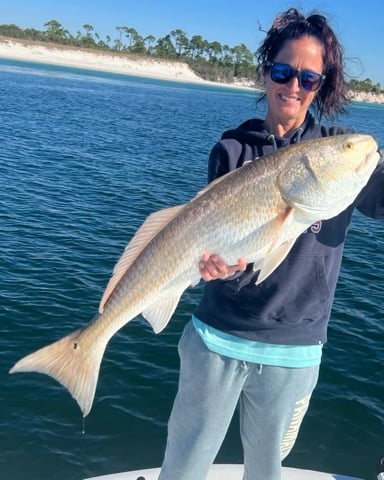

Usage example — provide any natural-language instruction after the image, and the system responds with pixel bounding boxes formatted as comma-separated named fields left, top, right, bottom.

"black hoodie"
left=194, top=114, right=384, bottom=346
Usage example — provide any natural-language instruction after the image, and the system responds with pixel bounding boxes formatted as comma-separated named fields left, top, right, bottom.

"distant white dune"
left=0, top=38, right=203, bottom=81
left=1, top=38, right=383, bottom=103
left=0, top=37, right=253, bottom=91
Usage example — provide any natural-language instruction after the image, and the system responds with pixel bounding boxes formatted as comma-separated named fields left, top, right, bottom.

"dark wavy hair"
left=255, top=8, right=349, bottom=121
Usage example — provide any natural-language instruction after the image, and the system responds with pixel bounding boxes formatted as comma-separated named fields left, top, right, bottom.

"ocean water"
left=0, top=58, right=383, bottom=480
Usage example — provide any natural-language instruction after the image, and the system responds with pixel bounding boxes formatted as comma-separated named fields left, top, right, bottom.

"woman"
left=159, top=8, right=384, bottom=480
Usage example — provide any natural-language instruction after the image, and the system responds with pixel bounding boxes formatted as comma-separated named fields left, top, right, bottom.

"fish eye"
left=343, top=142, right=354, bottom=152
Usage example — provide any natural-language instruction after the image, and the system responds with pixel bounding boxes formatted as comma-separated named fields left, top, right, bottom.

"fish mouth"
left=356, top=149, right=380, bottom=177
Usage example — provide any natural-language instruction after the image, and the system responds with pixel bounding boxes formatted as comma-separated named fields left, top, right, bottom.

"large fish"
left=10, top=134, right=379, bottom=417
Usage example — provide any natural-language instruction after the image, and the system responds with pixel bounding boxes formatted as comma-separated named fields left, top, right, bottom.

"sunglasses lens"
left=300, top=71, right=322, bottom=91
left=270, top=64, right=294, bottom=84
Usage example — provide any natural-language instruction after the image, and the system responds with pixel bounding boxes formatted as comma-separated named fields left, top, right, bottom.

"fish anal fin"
left=99, top=204, right=185, bottom=313
left=9, top=326, right=107, bottom=417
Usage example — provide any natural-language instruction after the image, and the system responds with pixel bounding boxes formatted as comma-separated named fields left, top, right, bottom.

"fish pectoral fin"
left=289, top=201, right=328, bottom=219
left=99, top=204, right=186, bottom=313
left=254, top=238, right=296, bottom=285
left=249, top=207, right=296, bottom=284
left=142, top=286, right=188, bottom=333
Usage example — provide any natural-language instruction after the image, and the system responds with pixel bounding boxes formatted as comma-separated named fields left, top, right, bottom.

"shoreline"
left=1, top=38, right=384, bottom=103
left=0, top=37, right=254, bottom=92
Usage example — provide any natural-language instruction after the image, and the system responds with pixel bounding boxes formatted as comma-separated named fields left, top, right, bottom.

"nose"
left=285, top=75, right=300, bottom=90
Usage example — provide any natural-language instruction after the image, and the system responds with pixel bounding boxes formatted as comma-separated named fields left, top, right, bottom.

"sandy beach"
left=0, top=37, right=248, bottom=88
left=0, top=37, right=383, bottom=103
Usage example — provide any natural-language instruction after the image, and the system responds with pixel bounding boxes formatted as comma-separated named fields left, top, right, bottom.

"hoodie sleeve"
left=208, top=137, right=248, bottom=183
left=207, top=142, right=230, bottom=183
left=355, top=158, right=384, bottom=219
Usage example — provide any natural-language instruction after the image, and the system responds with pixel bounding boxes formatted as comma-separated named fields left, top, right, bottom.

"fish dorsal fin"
left=99, top=204, right=185, bottom=313
left=142, top=283, right=190, bottom=333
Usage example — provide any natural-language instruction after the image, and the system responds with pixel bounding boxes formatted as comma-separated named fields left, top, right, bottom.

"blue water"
left=0, top=58, right=383, bottom=480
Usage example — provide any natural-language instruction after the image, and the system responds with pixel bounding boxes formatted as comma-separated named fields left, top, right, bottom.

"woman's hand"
left=199, top=253, right=247, bottom=281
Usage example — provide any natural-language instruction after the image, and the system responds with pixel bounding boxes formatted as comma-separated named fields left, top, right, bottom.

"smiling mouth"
left=280, top=94, right=299, bottom=102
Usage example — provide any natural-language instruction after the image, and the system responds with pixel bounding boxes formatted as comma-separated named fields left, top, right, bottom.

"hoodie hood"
left=221, top=113, right=315, bottom=154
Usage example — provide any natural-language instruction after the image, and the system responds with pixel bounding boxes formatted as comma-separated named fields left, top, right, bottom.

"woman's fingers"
left=199, top=253, right=246, bottom=281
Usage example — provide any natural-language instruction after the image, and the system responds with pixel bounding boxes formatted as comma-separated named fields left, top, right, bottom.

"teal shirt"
left=192, top=316, right=322, bottom=367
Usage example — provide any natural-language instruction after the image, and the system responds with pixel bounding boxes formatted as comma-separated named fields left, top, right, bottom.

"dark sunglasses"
left=265, top=62, right=326, bottom=92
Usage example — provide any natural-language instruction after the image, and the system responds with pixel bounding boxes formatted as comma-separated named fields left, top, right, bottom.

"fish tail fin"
left=9, top=328, right=106, bottom=417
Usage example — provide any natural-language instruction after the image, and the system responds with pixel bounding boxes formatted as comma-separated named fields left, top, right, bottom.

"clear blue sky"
left=2, top=0, right=383, bottom=85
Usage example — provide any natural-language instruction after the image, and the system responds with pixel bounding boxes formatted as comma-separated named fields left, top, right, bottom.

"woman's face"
left=264, top=36, right=324, bottom=132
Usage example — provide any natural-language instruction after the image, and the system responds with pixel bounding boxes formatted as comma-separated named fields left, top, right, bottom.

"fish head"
left=278, top=134, right=380, bottom=220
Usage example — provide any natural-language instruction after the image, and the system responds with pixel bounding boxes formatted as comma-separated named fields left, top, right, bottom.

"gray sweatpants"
left=159, top=321, right=319, bottom=480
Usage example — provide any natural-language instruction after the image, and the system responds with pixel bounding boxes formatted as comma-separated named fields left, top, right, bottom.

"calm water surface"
left=0, top=59, right=383, bottom=480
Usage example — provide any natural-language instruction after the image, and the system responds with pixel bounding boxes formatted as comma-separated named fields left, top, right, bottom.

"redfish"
left=10, top=134, right=379, bottom=417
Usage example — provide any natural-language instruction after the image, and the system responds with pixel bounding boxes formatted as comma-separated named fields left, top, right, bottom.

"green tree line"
left=0, top=20, right=382, bottom=91
left=0, top=21, right=255, bottom=83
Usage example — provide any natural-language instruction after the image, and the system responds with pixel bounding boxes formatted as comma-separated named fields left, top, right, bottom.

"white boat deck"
left=84, top=463, right=364, bottom=480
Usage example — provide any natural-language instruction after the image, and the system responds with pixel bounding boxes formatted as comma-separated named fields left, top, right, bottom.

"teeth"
left=281, top=95, right=298, bottom=101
